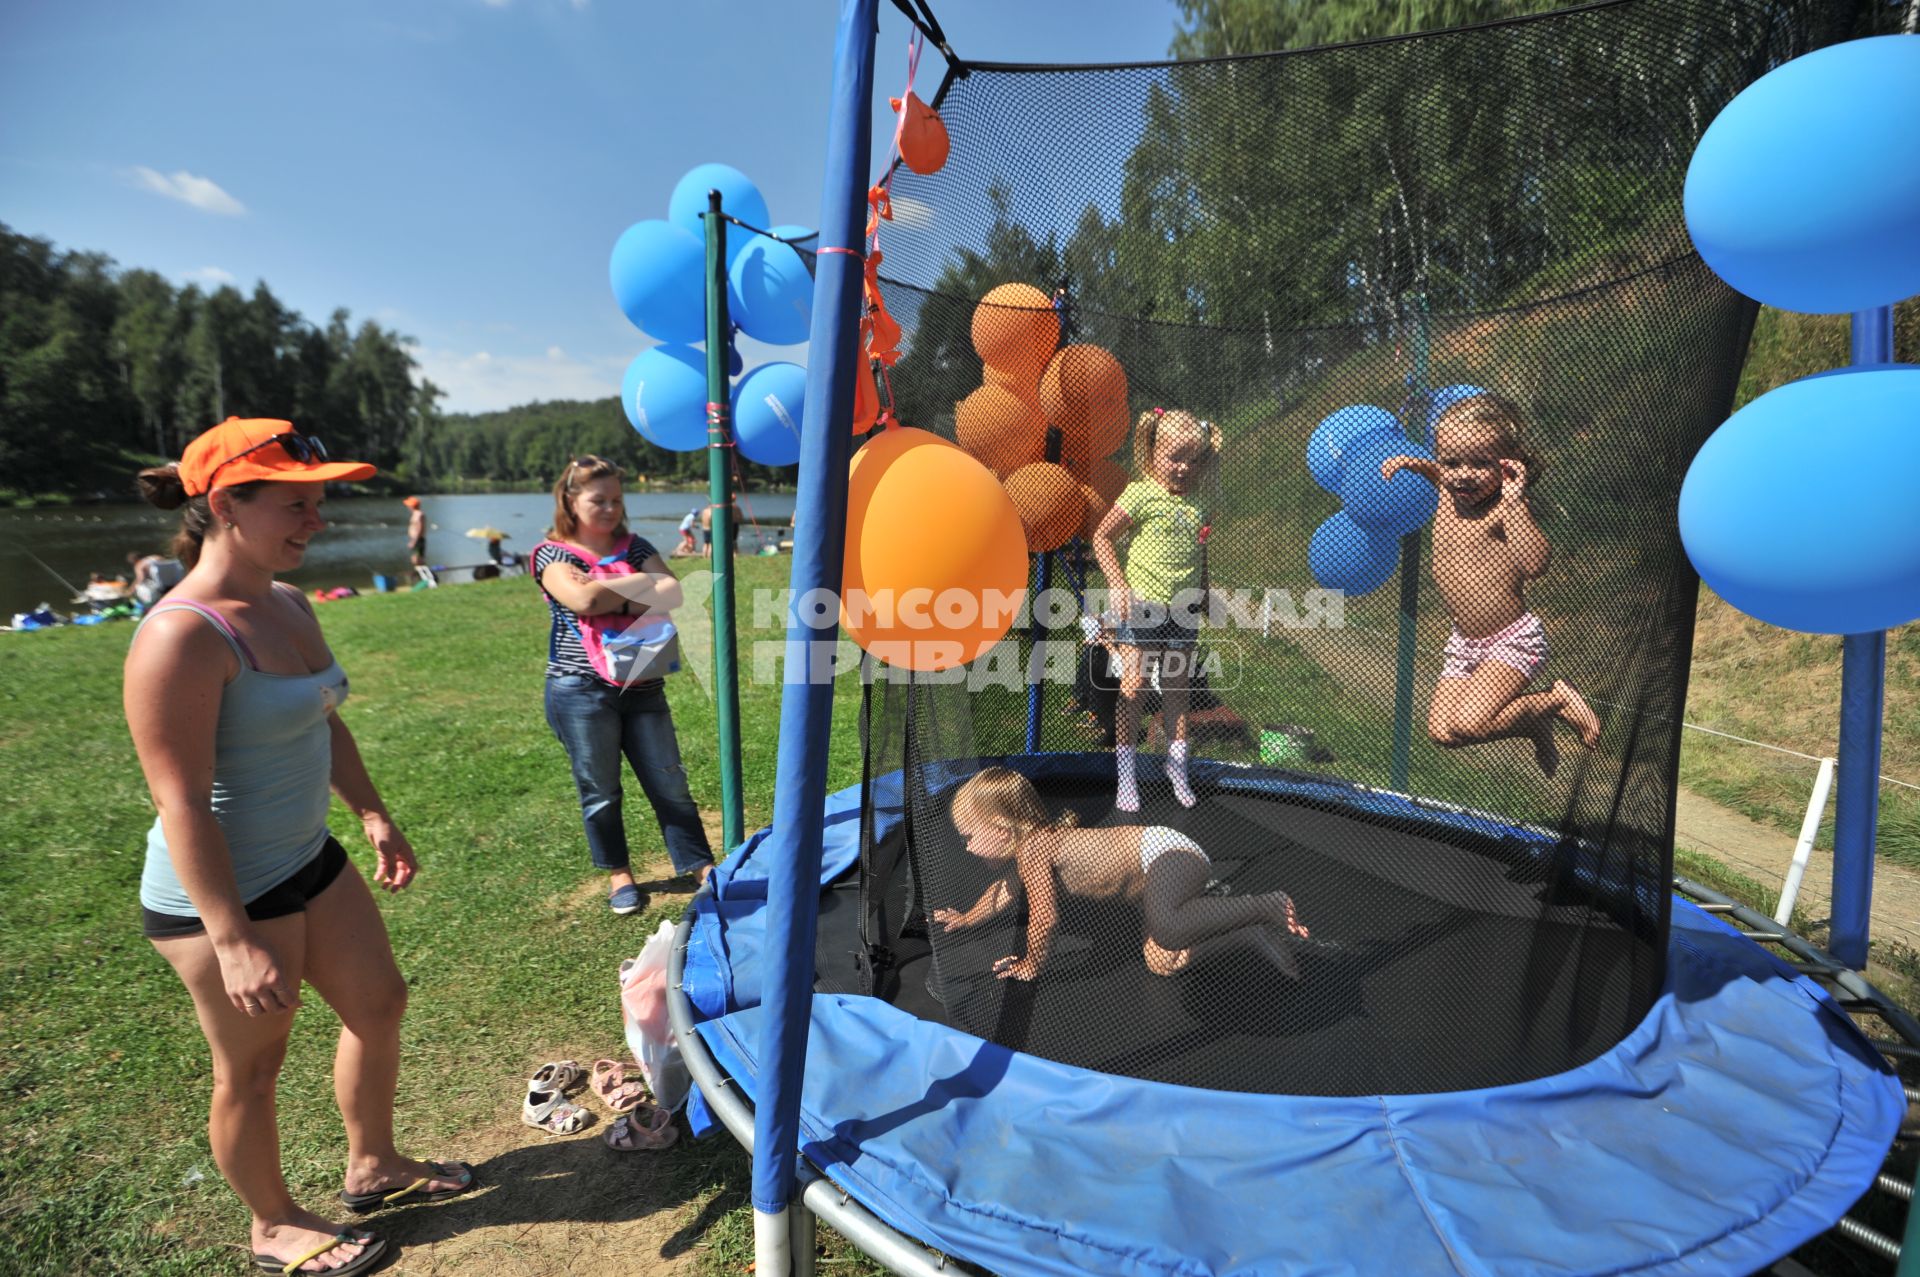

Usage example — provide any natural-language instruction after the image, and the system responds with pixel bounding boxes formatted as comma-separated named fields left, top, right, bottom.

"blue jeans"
left=544, top=675, right=713, bottom=875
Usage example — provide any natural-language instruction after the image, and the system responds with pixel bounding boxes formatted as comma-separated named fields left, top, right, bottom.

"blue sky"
left=1, top=0, right=1180, bottom=414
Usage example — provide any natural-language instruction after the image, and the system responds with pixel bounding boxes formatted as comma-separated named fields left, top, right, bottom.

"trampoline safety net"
left=832, top=0, right=1860, bottom=1098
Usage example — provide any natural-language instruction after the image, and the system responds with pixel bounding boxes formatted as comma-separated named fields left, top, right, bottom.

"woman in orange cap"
left=126, top=419, right=472, bottom=1277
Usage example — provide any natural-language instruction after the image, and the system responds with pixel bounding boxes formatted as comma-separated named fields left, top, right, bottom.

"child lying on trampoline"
left=1379, top=393, right=1601, bottom=776
left=934, top=767, right=1309, bottom=982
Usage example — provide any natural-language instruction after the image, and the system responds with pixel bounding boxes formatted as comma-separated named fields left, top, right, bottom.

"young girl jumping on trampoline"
left=1379, top=393, right=1601, bottom=776
left=933, top=767, right=1308, bottom=982
left=1091, top=408, right=1220, bottom=811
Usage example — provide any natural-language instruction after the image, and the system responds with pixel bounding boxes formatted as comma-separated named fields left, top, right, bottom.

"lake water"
left=0, top=489, right=797, bottom=619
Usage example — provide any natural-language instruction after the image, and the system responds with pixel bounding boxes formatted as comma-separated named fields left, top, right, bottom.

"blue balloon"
left=728, top=234, right=813, bottom=345
left=1309, top=513, right=1402, bottom=597
left=1340, top=435, right=1437, bottom=537
left=1307, top=405, right=1400, bottom=494
left=728, top=341, right=744, bottom=377
left=609, top=220, right=705, bottom=344
left=1679, top=366, right=1920, bottom=634
left=1684, top=36, right=1920, bottom=314
left=731, top=362, right=808, bottom=467
left=668, top=164, right=771, bottom=267
left=621, top=345, right=709, bottom=452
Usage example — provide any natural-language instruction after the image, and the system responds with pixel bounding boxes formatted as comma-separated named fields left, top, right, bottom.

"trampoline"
left=669, top=0, right=1916, bottom=1272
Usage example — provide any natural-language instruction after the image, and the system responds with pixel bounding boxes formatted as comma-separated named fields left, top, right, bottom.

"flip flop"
left=602, top=1104, right=678, bottom=1153
left=590, top=1059, right=648, bottom=1113
left=339, top=1160, right=476, bottom=1213
left=252, top=1231, right=387, bottom=1275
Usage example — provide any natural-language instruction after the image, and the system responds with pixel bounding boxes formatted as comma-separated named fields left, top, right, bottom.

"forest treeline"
left=0, top=223, right=786, bottom=503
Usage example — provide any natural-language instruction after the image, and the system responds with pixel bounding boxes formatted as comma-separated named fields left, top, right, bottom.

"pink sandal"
left=602, top=1103, right=678, bottom=1152
left=590, top=1058, right=648, bottom=1113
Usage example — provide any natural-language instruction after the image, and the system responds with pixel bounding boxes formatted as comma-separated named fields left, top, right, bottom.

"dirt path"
left=1675, top=783, right=1920, bottom=953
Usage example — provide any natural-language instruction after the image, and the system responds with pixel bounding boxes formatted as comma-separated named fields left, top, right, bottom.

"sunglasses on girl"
left=207, top=432, right=330, bottom=488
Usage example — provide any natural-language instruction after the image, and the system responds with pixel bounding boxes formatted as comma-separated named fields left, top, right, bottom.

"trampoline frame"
left=670, top=872, right=1917, bottom=1276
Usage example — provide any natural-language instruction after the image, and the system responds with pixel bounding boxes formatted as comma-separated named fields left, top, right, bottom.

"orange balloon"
left=984, top=361, right=1041, bottom=400
left=971, top=283, right=1058, bottom=382
left=893, top=92, right=950, bottom=176
left=844, top=427, right=1029, bottom=672
left=1003, top=462, right=1083, bottom=553
left=1074, top=457, right=1131, bottom=540
left=1040, top=345, right=1130, bottom=461
left=955, top=382, right=1045, bottom=474
left=1070, top=453, right=1130, bottom=503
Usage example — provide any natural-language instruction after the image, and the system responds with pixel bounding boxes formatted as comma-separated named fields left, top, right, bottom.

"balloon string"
left=881, top=31, right=921, bottom=188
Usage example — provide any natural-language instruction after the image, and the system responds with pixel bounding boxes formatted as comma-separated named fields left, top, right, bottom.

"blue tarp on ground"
left=687, top=774, right=1906, bottom=1277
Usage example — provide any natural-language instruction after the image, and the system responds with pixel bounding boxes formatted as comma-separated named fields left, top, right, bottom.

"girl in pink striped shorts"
left=1382, top=394, right=1601, bottom=777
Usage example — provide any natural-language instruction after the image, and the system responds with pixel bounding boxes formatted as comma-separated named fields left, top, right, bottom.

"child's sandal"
left=602, top=1104, right=678, bottom=1152
left=528, top=1059, right=582, bottom=1093
left=591, top=1058, right=648, bottom=1113
left=522, top=1086, right=590, bottom=1135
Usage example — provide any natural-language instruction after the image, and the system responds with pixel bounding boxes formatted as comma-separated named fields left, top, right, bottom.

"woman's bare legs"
left=302, top=867, right=468, bottom=1201
left=153, top=917, right=370, bottom=1273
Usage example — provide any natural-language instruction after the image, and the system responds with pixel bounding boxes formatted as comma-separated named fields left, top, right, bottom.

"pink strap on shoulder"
left=145, top=600, right=261, bottom=671
left=536, top=534, right=635, bottom=564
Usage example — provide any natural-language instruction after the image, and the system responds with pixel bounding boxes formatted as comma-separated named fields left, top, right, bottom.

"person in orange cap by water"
left=402, top=495, right=427, bottom=569
left=126, top=418, right=474, bottom=1277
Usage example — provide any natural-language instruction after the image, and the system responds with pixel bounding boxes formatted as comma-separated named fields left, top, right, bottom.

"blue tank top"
left=137, top=597, right=349, bottom=916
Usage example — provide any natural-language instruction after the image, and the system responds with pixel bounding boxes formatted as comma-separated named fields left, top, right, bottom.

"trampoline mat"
left=842, top=775, right=1656, bottom=1095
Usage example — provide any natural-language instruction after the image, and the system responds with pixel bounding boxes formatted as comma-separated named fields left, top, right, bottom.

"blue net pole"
left=1831, top=303, right=1893, bottom=970
left=752, top=0, right=878, bottom=1221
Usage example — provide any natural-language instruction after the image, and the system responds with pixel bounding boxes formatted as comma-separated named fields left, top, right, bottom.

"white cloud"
left=127, top=167, right=246, bottom=216
left=888, top=193, right=935, bottom=231
left=409, top=343, right=621, bottom=414
left=181, top=266, right=236, bottom=288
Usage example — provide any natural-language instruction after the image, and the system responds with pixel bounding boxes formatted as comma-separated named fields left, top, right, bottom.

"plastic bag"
left=621, top=919, right=690, bottom=1112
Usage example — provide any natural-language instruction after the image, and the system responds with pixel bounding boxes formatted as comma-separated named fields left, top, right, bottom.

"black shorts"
left=142, top=837, right=350, bottom=939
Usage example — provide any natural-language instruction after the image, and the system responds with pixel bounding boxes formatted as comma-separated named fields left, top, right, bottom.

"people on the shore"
left=404, top=496, right=427, bottom=569
left=128, top=550, right=186, bottom=608
left=127, top=417, right=472, bottom=1277
left=534, top=456, right=714, bottom=914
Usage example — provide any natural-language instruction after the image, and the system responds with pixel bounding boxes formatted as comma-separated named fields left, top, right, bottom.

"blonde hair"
left=1432, top=394, right=1544, bottom=489
left=551, top=455, right=629, bottom=540
left=951, top=766, right=1078, bottom=845
left=1132, top=408, right=1220, bottom=491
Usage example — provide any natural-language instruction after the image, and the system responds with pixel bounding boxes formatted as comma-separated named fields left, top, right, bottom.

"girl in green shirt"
left=1091, top=408, right=1220, bottom=811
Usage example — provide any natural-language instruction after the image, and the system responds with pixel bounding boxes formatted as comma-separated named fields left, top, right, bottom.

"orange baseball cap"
left=180, top=417, right=376, bottom=496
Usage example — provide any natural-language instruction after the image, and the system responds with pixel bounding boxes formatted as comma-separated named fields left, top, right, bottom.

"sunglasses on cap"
left=207, top=432, right=330, bottom=489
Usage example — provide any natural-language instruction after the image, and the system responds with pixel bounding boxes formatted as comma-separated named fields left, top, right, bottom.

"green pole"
left=704, top=190, right=745, bottom=856
left=1389, top=295, right=1429, bottom=792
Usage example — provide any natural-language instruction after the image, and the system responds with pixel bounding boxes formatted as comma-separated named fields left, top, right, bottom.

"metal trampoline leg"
left=792, top=1200, right=818, bottom=1277
left=756, top=1207, right=792, bottom=1276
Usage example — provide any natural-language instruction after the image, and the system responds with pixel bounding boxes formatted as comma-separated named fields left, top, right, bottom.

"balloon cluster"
left=950, top=283, right=1133, bottom=554
left=1679, top=36, right=1920, bottom=634
left=1305, top=395, right=1451, bottom=596
left=608, top=163, right=814, bottom=465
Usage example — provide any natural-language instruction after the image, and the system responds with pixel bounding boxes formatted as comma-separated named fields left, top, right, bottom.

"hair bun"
left=135, top=464, right=189, bottom=510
